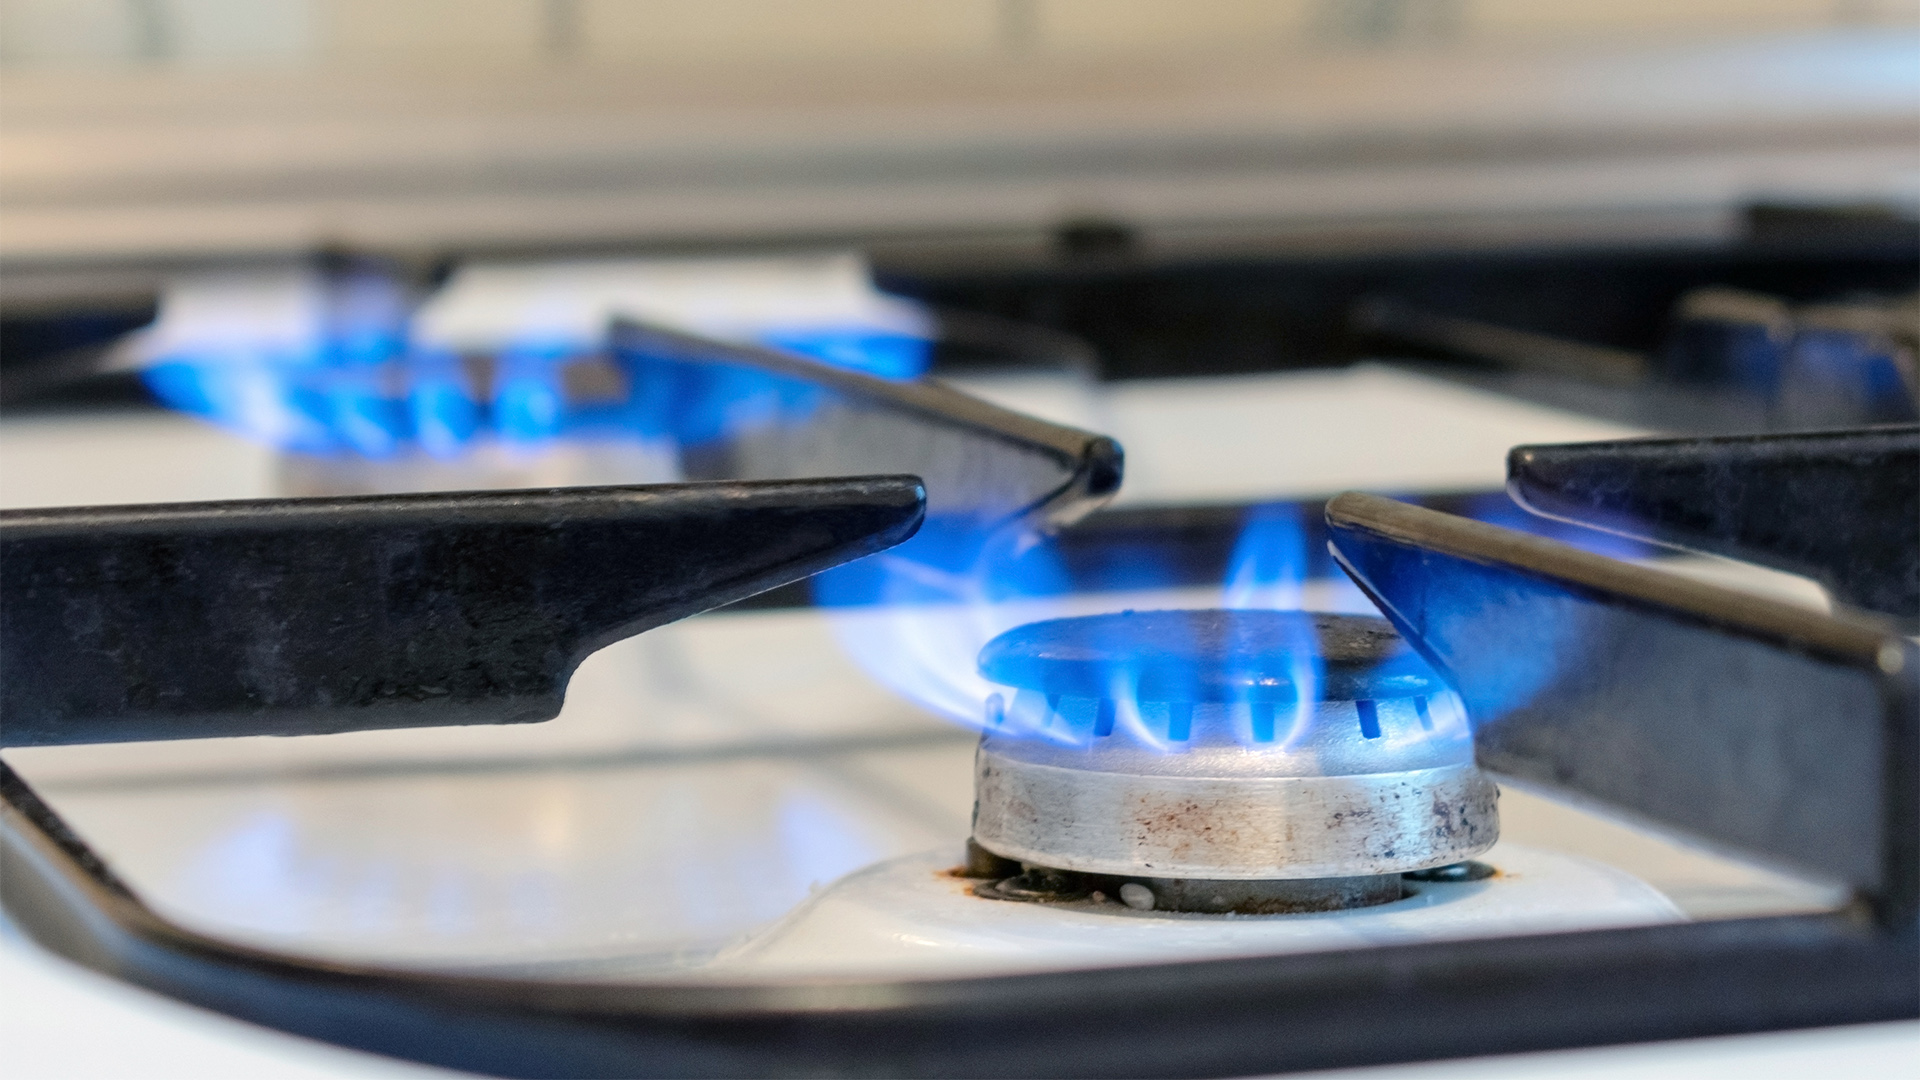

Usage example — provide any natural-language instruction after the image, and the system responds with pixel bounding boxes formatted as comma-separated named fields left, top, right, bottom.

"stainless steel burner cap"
left=970, top=610, right=1498, bottom=883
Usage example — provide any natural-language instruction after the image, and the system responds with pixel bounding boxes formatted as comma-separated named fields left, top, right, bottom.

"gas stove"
left=0, top=241, right=1916, bottom=1078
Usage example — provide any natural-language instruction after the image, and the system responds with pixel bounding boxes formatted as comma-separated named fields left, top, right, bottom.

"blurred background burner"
left=968, top=610, right=1499, bottom=913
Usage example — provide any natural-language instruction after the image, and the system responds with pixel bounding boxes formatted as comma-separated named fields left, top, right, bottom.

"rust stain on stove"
left=1129, top=793, right=1247, bottom=861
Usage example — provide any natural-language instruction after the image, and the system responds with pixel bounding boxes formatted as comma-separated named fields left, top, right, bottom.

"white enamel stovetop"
left=1, top=364, right=1912, bottom=1077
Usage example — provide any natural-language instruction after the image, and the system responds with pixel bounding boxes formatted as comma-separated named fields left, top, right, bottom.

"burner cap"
left=977, top=610, right=1443, bottom=703
left=967, top=610, right=1497, bottom=887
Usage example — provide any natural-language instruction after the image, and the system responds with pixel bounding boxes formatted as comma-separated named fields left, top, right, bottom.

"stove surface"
left=1, top=364, right=1909, bottom=1075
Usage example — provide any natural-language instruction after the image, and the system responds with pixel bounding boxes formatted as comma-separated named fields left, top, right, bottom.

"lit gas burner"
left=968, top=610, right=1499, bottom=912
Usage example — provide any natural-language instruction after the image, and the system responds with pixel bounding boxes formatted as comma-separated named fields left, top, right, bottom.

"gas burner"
left=968, top=610, right=1499, bottom=913
left=1, top=306, right=1911, bottom=1077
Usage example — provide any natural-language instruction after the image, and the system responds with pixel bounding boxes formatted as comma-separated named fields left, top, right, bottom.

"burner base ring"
left=972, top=737, right=1499, bottom=880
left=973, top=866, right=1407, bottom=913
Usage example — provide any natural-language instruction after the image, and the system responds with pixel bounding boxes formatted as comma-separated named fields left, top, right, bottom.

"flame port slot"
left=1356, top=699, right=1382, bottom=739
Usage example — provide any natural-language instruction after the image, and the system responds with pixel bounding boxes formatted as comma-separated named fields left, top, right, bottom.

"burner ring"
left=969, top=609, right=1499, bottom=898
left=972, top=739, right=1497, bottom=879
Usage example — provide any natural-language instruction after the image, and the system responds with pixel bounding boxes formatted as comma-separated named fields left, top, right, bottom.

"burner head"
left=979, top=608, right=1446, bottom=707
left=969, top=610, right=1498, bottom=907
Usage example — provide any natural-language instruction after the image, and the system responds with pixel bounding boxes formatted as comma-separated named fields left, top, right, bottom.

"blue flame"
left=817, top=499, right=1467, bottom=755
left=1781, top=326, right=1917, bottom=424
left=1333, top=528, right=1575, bottom=729
left=1220, top=506, right=1324, bottom=748
left=1223, top=503, right=1307, bottom=611
left=139, top=259, right=931, bottom=460
left=407, top=352, right=484, bottom=459
left=815, top=520, right=1074, bottom=730
left=143, top=332, right=907, bottom=461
